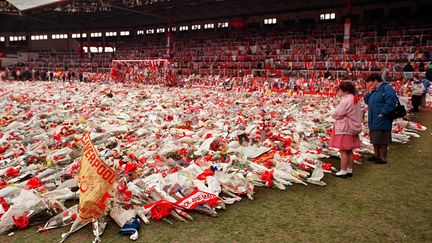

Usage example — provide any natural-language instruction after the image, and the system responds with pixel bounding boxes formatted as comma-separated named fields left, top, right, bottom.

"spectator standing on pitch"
left=329, top=82, right=363, bottom=178
left=426, top=63, right=432, bottom=81
left=421, top=74, right=431, bottom=107
left=403, top=61, right=414, bottom=79
left=404, top=62, right=414, bottom=72
left=364, top=73, right=397, bottom=164
left=411, top=75, right=425, bottom=112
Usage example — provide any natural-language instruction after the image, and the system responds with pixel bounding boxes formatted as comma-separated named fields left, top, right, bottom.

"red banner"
left=175, top=190, right=221, bottom=209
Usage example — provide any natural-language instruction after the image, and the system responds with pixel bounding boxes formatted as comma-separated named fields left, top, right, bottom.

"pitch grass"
left=1, top=112, right=431, bottom=243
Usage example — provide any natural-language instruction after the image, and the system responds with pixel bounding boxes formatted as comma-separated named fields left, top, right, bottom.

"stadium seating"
left=13, top=23, right=432, bottom=81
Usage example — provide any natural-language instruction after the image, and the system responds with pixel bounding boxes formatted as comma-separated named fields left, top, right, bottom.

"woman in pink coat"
left=329, top=82, right=363, bottom=178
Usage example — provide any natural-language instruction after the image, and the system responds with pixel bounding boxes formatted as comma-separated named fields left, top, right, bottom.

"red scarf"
left=353, top=95, right=360, bottom=104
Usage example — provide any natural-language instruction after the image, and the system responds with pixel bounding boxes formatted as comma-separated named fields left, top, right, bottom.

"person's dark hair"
left=366, top=73, right=383, bottom=83
left=338, top=81, right=356, bottom=95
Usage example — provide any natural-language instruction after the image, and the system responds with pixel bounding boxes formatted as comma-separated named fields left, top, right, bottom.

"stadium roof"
left=6, top=0, right=66, bottom=11
left=0, top=0, right=426, bottom=32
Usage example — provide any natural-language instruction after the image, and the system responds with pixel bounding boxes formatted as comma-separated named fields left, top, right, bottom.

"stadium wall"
left=29, top=39, right=79, bottom=51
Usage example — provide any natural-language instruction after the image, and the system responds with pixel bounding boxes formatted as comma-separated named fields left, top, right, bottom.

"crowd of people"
left=0, top=67, right=112, bottom=83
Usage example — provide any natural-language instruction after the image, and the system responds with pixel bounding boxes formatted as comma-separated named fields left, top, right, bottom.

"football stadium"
left=0, top=0, right=431, bottom=242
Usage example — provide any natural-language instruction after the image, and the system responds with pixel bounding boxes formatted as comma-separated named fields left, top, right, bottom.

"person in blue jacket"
left=364, top=73, right=397, bottom=164
left=421, top=75, right=430, bottom=107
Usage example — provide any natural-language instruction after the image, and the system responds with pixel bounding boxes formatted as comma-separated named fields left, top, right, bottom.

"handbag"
left=388, top=97, right=407, bottom=120
left=380, top=87, right=406, bottom=120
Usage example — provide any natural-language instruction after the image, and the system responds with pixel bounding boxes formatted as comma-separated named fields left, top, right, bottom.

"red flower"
left=197, top=168, right=215, bottom=180
left=139, top=157, right=147, bottom=164
left=117, top=181, right=128, bottom=193
left=127, top=136, right=136, bottom=143
left=128, top=154, right=138, bottom=161
left=263, top=161, right=274, bottom=168
left=205, top=133, right=212, bottom=139
left=153, top=155, right=163, bottom=163
left=0, top=197, right=9, bottom=217
left=72, top=163, right=80, bottom=170
left=53, top=134, right=62, bottom=142
left=12, top=212, right=30, bottom=229
left=123, top=162, right=139, bottom=174
left=0, top=179, right=8, bottom=190
left=272, top=134, right=283, bottom=141
left=5, top=167, right=19, bottom=177
left=171, top=166, right=179, bottom=173
left=117, top=180, right=132, bottom=202
left=145, top=200, right=174, bottom=220
left=261, top=170, right=274, bottom=187
left=322, top=163, right=332, bottom=171
left=123, top=190, right=132, bottom=202
left=205, top=154, right=213, bottom=162
left=299, top=163, right=313, bottom=172
left=178, top=148, right=188, bottom=156
left=26, top=177, right=43, bottom=189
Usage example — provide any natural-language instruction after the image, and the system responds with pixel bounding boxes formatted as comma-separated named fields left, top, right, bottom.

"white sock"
left=336, top=170, right=346, bottom=175
left=346, top=168, right=353, bottom=173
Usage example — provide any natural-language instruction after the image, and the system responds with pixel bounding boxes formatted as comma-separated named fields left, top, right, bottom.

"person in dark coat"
left=403, top=62, right=413, bottom=72
left=41, top=71, right=47, bottom=81
left=411, top=75, right=425, bottom=112
left=419, top=61, right=425, bottom=72
left=11, top=70, right=17, bottom=80
left=421, top=76, right=430, bottom=107
left=364, top=73, right=397, bottom=164
left=34, top=70, right=40, bottom=81
left=426, top=63, right=432, bottom=82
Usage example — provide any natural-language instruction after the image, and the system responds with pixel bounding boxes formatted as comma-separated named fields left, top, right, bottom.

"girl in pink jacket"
left=329, top=82, right=363, bottom=178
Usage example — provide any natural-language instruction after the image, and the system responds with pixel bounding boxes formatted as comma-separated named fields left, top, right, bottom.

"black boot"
left=374, top=159, right=387, bottom=164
